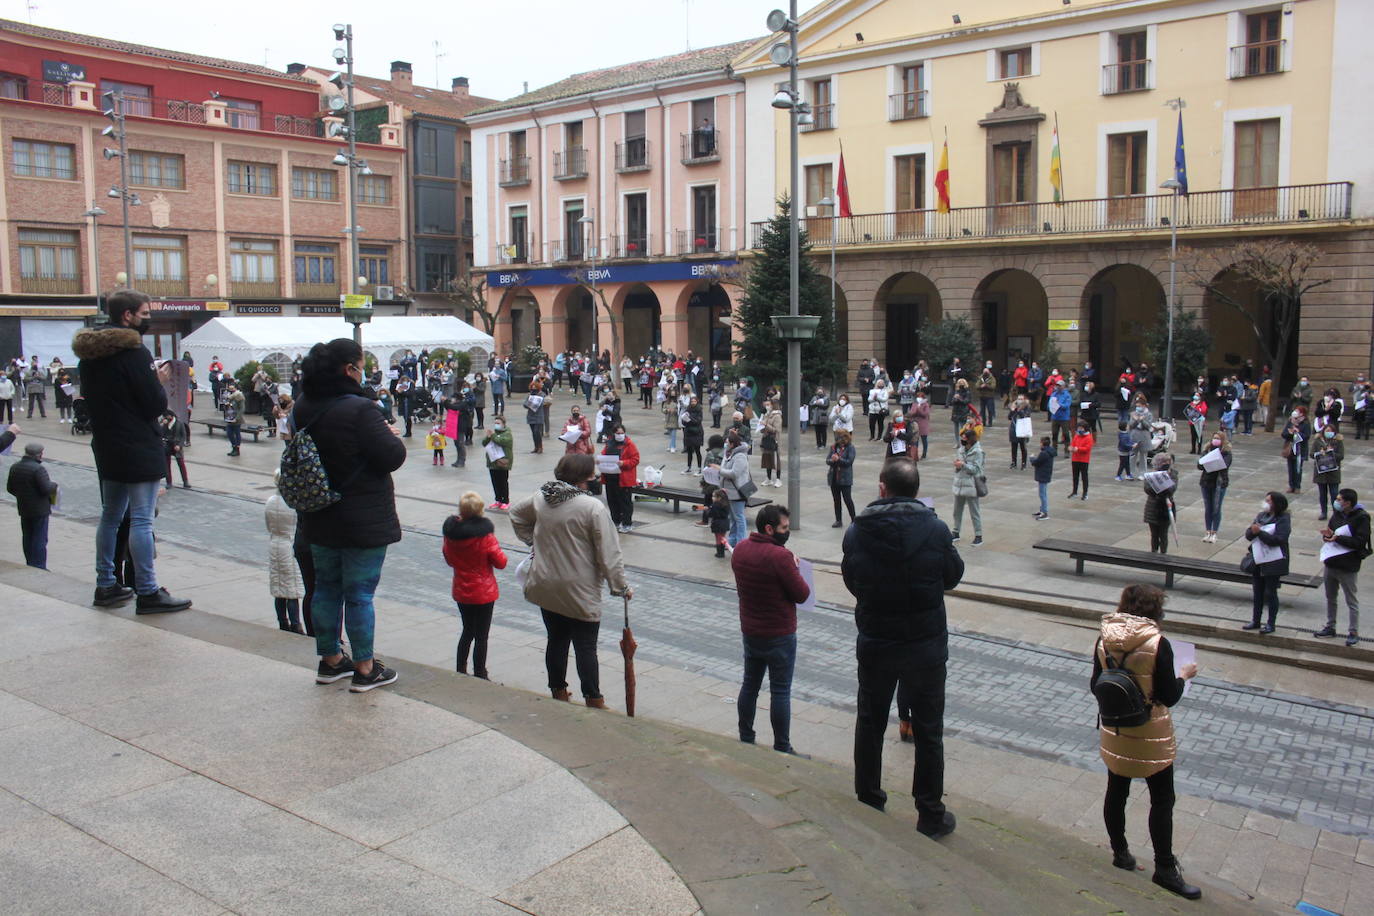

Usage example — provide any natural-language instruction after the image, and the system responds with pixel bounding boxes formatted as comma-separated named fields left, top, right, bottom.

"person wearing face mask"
left=809, top=388, right=830, bottom=448
left=1183, top=390, right=1209, bottom=454
left=1127, top=398, right=1154, bottom=480
left=1281, top=406, right=1311, bottom=494
left=948, top=378, right=972, bottom=444
left=977, top=362, right=998, bottom=428
left=829, top=393, right=854, bottom=437
left=1012, top=359, right=1029, bottom=400
left=562, top=405, right=592, bottom=455
left=897, top=370, right=918, bottom=414
left=1080, top=380, right=1101, bottom=435
left=1289, top=376, right=1313, bottom=418
left=1315, top=488, right=1367, bottom=647
left=1311, top=427, right=1345, bottom=520
left=1351, top=376, right=1371, bottom=440
left=1257, top=367, right=1273, bottom=428
left=601, top=424, right=640, bottom=533
left=867, top=378, right=891, bottom=440
left=1242, top=491, right=1291, bottom=634
left=1007, top=394, right=1031, bottom=470
left=731, top=504, right=812, bottom=756
left=1196, top=431, right=1232, bottom=542
left=1314, top=387, right=1344, bottom=437
left=856, top=361, right=875, bottom=416
left=481, top=415, right=515, bottom=509
left=713, top=430, right=755, bottom=548
left=950, top=425, right=985, bottom=545
left=909, top=393, right=932, bottom=460
left=826, top=429, right=857, bottom=527
left=1142, top=453, right=1177, bottom=554
left=1067, top=420, right=1094, bottom=501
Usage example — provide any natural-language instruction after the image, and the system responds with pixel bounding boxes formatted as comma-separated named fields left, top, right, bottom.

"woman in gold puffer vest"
left=1091, top=584, right=1201, bottom=900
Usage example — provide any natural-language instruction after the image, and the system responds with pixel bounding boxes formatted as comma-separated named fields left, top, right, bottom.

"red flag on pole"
left=836, top=152, right=853, bottom=218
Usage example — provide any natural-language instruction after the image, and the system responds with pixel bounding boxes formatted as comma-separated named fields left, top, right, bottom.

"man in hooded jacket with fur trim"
left=72, top=289, right=191, bottom=613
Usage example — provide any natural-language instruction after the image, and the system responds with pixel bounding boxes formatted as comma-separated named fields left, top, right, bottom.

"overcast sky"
left=8, top=0, right=784, bottom=101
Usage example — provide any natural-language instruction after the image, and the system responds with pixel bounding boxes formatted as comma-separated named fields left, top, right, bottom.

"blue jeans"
left=226, top=422, right=242, bottom=449
left=1037, top=481, right=1048, bottom=515
left=20, top=514, right=49, bottom=569
left=1201, top=484, right=1227, bottom=532
left=666, top=428, right=678, bottom=450
left=310, top=544, right=387, bottom=662
left=728, top=498, right=747, bottom=547
left=738, top=633, right=797, bottom=751
left=95, top=478, right=161, bottom=593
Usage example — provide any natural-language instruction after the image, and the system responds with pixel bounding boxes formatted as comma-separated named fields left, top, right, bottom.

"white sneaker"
left=773, top=479, right=783, bottom=487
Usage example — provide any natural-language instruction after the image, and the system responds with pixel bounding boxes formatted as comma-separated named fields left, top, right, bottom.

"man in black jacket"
left=73, top=290, right=191, bottom=613
left=842, top=459, right=964, bottom=838
left=6, top=441, right=57, bottom=568
left=1315, top=488, right=1368, bottom=647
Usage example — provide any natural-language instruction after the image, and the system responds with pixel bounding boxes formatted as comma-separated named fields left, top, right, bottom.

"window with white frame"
left=890, top=64, right=927, bottom=120
left=359, top=173, right=391, bottom=205
left=133, top=235, right=187, bottom=282
left=291, top=167, right=338, bottom=201
left=230, top=239, right=277, bottom=284
left=19, top=229, right=79, bottom=281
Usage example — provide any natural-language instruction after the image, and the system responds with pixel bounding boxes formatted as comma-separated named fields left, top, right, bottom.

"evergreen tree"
left=734, top=196, right=845, bottom=391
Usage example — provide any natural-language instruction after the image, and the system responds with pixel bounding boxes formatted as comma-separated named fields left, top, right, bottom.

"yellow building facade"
left=737, top=0, right=1373, bottom=394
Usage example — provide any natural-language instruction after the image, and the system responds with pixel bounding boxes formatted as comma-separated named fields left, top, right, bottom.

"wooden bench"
left=627, top=484, right=773, bottom=514
left=1033, top=537, right=1322, bottom=589
left=193, top=419, right=267, bottom=442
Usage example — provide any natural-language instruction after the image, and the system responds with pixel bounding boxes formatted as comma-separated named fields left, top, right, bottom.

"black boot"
left=1112, top=847, right=1138, bottom=871
left=715, top=544, right=725, bottom=558
left=1151, top=859, right=1202, bottom=900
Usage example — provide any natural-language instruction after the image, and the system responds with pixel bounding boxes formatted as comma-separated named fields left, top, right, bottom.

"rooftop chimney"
left=390, top=60, right=413, bottom=90
left=286, top=62, right=306, bottom=75
left=451, top=76, right=469, bottom=98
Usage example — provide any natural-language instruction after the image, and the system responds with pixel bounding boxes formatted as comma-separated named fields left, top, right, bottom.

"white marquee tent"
left=182, top=316, right=493, bottom=379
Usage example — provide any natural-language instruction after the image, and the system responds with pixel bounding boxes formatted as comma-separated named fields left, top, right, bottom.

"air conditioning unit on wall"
left=375, top=285, right=394, bottom=300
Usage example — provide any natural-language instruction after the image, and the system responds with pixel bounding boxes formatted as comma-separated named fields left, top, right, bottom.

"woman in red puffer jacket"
left=1068, top=419, right=1095, bottom=501
left=442, top=491, right=508, bottom=678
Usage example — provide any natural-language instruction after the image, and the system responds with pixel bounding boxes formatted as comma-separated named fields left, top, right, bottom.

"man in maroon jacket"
left=731, top=505, right=812, bottom=755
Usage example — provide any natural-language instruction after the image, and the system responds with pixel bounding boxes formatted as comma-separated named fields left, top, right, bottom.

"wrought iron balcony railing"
left=1101, top=60, right=1153, bottom=94
left=888, top=91, right=928, bottom=121
left=615, top=138, right=650, bottom=172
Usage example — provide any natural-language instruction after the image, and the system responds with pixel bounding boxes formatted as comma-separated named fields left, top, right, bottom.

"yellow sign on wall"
left=1048, top=319, right=1080, bottom=331
left=340, top=294, right=373, bottom=310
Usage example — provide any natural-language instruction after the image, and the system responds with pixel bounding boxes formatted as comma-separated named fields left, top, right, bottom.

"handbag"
left=1281, top=441, right=1293, bottom=460
left=515, top=550, right=534, bottom=589
left=974, top=475, right=989, bottom=498
left=737, top=477, right=759, bottom=499
left=1239, top=551, right=1256, bottom=574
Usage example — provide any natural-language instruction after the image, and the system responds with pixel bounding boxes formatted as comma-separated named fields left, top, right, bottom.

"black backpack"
left=1093, top=639, right=1153, bottom=730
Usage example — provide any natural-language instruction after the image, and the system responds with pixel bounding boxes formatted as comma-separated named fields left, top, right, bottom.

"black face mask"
left=772, top=530, right=790, bottom=547
left=129, top=317, right=151, bottom=334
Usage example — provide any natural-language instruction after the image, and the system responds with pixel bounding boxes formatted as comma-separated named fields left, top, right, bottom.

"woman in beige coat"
left=265, top=471, right=305, bottom=633
left=1091, top=584, right=1200, bottom=899
left=509, top=453, right=632, bottom=708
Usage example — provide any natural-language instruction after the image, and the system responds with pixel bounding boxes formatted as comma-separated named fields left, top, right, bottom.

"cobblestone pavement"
left=33, top=459, right=1374, bottom=838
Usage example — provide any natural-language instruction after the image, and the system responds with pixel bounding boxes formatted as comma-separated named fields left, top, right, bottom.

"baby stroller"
left=1147, top=419, right=1177, bottom=457
left=70, top=397, right=92, bottom=435
left=408, top=387, right=437, bottom=424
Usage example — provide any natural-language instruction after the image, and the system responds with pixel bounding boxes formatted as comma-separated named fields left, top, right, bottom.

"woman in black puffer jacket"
left=292, top=338, right=407, bottom=692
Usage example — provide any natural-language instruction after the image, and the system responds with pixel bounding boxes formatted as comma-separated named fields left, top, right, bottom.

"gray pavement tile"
left=240, top=850, right=523, bottom=915
left=499, top=826, right=700, bottom=916
left=0, top=786, right=47, bottom=830
left=0, top=813, right=223, bottom=915
left=1300, top=862, right=1351, bottom=913
left=1317, top=829, right=1360, bottom=857
left=0, top=689, right=58, bottom=731
left=0, top=609, right=142, bottom=663
left=1276, top=818, right=1321, bottom=850
left=383, top=768, right=627, bottom=896
left=63, top=773, right=369, bottom=907
left=287, top=729, right=559, bottom=847
left=0, top=715, right=186, bottom=815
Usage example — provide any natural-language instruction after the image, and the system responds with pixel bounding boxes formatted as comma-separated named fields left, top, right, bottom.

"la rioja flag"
left=935, top=139, right=951, bottom=213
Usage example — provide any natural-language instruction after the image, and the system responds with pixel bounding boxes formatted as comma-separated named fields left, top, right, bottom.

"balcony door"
left=691, top=185, right=717, bottom=251
left=992, top=141, right=1034, bottom=230
left=894, top=154, right=926, bottom=237
left=509, top=206, right=528, bottom=261
left=805, top=163, right=833, bottom=241
left=625, top=192, right=648, bottom=255
left=563, top=200, right=585, bottom=260
left=1107, top=131, right=1147, bottom=223
left=1234, top=118, right=1279, bottom=218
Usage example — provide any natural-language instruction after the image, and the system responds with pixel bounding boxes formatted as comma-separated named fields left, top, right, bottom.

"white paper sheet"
left=1251, top=523, right=1284, bottom=565
left=484, top=442, right=506, bottom=463
left=890, top=438, right=907, bottom=454
left=559, top=426, right=583, bottom=445
left=1198, top=449, right=1227, bottom=472
left=1143, top=470, right=1174, bottom=494
left=1172, top=639, right=1196, bottom=696
left=596, top=454, right=621, bottom=474
left=701, top=466, right=722, bottom=485
left=796, top=558, right=816, bottom=611
left=1015, top=417, right=1033, bottom=438
left=1320, top=524, right=1355, bottom=562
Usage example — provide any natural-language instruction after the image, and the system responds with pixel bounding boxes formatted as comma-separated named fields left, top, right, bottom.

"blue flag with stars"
left=1174, top=110, right=1189, bottom=195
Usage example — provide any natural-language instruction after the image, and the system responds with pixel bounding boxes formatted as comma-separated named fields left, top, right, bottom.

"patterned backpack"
left=278, top=398, right=347, bottom=513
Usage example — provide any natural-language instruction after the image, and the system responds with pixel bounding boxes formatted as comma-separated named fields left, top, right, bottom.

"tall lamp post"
left=1160, top=177, right=1182, bottom=421
left=330, top=23, right=373, bottom=345
left=766, top=3, right=819, bottom=530
left=100, top=92, right=140, bottom=288
left=84, top=204, right=107, bottom=310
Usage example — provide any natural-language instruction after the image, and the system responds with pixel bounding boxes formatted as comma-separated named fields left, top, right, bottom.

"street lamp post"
left=1160, top=177, right=1182, bottom=421
left=84, top=204, right=107, bottom=310
left=331, top=23, right=372, bottom=346
left=100, top=92, right=140, bottom=288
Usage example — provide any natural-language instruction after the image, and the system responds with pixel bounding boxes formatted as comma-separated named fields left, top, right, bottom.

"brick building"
left=0, top=19, right=408, bottom=366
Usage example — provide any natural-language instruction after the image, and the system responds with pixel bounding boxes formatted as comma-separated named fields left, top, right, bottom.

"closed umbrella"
left=619, top=594, right=637, bottom=717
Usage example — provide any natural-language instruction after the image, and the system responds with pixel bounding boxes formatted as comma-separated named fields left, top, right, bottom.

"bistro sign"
left=300, top=305, right=341, bottom=315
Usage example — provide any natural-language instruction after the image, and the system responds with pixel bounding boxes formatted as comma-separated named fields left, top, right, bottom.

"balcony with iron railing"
left=137, top=277, right=191, bottom=297
left=1102, top=60, right=1153, bottom=94
left=5, top=82, right=321, bottom=136
left=461, top=218, right=474, bottom=239
left=681, top=130, right=720, bottom=165
left=229, top=279, right=281, bottom=298
left=498, top=234, right=535, bottom=264
left=460, top=160, right=472, bottom=182
left=615, top=138, right=651, bottom=172
left=608, top=234, right=653, bottom=258
left=749, top=182, right=1354, bottom=249
left=550, top=239, right=587, bottom=263
left=888, top=91, right=928, bottom=121
left=20, top=273, right=82, bottom=295
left=498, top=157, right=531, bottom=187
left=553, top=147, right=588, bottom=180
left=295, top=281, right=340, bottom=298
left=1230, top=39, right=1286, bottom=78
left=799, top=103, right=834, bottom=132
left=674, top=229, right=718, bottom=255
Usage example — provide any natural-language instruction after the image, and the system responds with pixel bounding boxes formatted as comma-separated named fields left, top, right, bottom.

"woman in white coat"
left=829, top=394, right=855, bottom=437
left=266, top=470, right=305, bottom=633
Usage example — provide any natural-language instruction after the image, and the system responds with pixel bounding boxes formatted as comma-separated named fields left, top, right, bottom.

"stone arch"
left=1203, top=267, right=1294, bottom=389
left=973, top=268, right=1048, bottom=368
left=682, top=281, right=734, bottom=364
left=616, top=283, right=662, bottom=358
left=260, top=351, right=292, bottom=378
left=875, top=271, right=942, bottom=373
left=498, top=286, right=541, bottom=356
left=1080, top=264, right=1166, bottom=376
left=552, top=285, right=596, bottom=356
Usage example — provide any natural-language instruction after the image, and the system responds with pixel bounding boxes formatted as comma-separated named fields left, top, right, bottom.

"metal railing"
left=749, top=182, right=1354, bottom=248
left=681, top=130, right=720, bottom=164
left=498, top=157, right=531, bottom=186
left=553, top=147, right=587, bottom=180
left=498, top=234, right=535, bottom=264
left=888, top=91, right=928, bottom=121
left=550, top=239, right=586, bottom=262
left=461, top=218, right=473, bottom=239
left=460, top=160, right=472, bottom=182
left=615, top=138, right=650, bottom=172
left=295, top=281, right=340, bottom=298
left=674, top=229, right=718, bottom=255
left=15, top=83, right=321, bottom=136
left=608, top=233, right=652, bottom=258
left=20, top=273, right=81, bottom=294
left=137, top=277, right=191, bottom=297
left=1230, top=40, right=1286, bottom=78
left=800, top=103, right=834, bottom=132
left=229, top=279, right=281, bottom=297
left=1101, top=60, right=1152, bottom=94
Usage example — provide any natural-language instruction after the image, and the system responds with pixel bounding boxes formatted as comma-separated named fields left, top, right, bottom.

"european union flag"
left=1174, top=110, right=1189, bottom=195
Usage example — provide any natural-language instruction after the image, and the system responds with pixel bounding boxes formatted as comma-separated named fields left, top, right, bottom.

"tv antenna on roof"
left=684, top=0, right=692, bottom=51
left=433, top=40, right=448, bottom=88
left=27, top=0, right=38, bottom=22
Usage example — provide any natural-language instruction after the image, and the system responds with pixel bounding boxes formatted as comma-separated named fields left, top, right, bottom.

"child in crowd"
left=442, top=491, right=507, bottom=679
left=696, top=434, right=726, bottom=525
left=1115, top=421, right=1134, bottom=481
left=1030, top=435, right=1055, bottom=520
left=708, top=488, right=732, bottom=557
left=427, top=424, right=448, bottom=466
left=265, top=470, right=304, bottom=633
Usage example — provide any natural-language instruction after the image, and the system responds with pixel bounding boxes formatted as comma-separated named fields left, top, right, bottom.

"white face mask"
left=494, top=422, right=504, bottom=430
left=1262, top=501, right=1273, bottom=514
left=615, top=433, right=625, bottom=442
left=1292, top=412, right=1301, bottom=420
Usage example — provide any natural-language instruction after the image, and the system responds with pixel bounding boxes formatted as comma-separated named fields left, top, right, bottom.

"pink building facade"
left=467, top=41, right=754, bottom=361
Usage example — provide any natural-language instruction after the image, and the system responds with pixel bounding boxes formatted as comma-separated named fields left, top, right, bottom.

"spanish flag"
left=1049, top=115, right=1064, bottom=206
left=935, top=138, right=951, bottom=213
